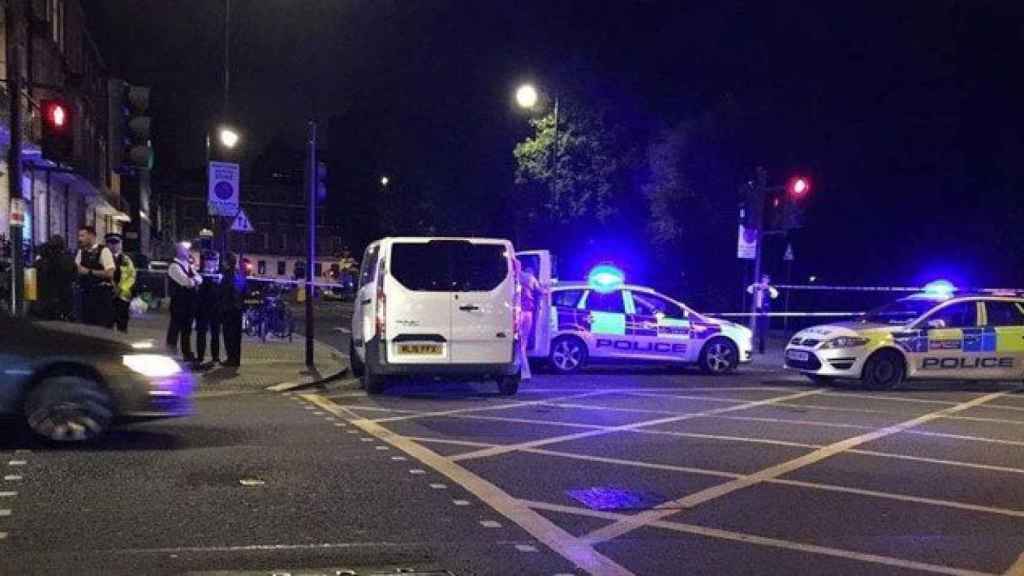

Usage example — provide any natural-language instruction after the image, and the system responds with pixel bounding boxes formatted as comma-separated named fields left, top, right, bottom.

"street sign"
left=737, top=225, right=757, bottom=259
left=208, top=161, right=240, bottom=216
left=9, top=198, right=26, bottom=227
left=784, top=243, right=795, bottom=262
left=230, top=208, right=255, bottom=233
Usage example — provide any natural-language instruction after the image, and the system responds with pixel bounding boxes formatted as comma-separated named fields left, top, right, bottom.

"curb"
left=265, top=365, right=350, bottom=392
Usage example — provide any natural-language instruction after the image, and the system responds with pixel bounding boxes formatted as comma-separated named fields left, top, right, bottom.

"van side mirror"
left=926, top=318, right=947, bottom=329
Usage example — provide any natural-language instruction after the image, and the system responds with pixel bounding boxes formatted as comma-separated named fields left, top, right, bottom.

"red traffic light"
left=788, top=176, right=810, bottom=198
left=45, top=101, right=68, bottom=129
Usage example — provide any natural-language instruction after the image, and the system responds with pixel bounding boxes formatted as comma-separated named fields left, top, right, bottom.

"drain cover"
left=566, top=487, right=667, bottom=511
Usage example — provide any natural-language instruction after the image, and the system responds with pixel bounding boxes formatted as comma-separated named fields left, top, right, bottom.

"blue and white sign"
left=207, top=161, right=239, bottom=216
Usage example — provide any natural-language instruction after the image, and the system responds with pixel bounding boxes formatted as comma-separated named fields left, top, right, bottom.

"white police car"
left=785, top=283, right=1024, bottom=389
left=524, top=264, right=753, bottom=374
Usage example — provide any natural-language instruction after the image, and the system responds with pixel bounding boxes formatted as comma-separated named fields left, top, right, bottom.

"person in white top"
left=747, top=274, right=779, bottom=354
left=74, top=226, right=116, bottom=327
left=166, top=242, right=203, bottom=362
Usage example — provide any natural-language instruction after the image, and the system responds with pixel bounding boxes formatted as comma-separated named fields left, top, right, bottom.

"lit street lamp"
left=219, top=126, right=240, bottom=149
left=515, top=84, right=538, bottom=109
left=380, top=175, right=390, bottom=187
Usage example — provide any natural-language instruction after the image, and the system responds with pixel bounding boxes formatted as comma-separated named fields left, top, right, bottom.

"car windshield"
left=861, top=298, right=941, bottom=325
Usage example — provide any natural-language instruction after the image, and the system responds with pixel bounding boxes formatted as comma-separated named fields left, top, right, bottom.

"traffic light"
left=110, top=79, right=153, bottom=171
left=787, top=176, right=810, bottom=199
left=41, top=99, right=73, bottom=163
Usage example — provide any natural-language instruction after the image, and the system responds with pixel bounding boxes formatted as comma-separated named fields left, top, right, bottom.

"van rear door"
left=515, top=250, right=553, bottom=357
left=386, top=240, right=456, bottom=365
left=449, top=240, right=516, bottom=365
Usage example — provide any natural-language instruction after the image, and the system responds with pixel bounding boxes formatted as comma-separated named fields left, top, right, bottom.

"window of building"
left=277, top=261, right=287, bottom=276
left=314, top=262, right=323, bottom=277
left=257, top=260, right=267, bottom=275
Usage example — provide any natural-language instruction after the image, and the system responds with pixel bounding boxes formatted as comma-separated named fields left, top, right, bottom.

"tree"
left=513, top=103, right=619, bottom=239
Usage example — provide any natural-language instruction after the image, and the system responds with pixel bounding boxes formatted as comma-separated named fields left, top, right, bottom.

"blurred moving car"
left=0, top=310, right=194, bottom=442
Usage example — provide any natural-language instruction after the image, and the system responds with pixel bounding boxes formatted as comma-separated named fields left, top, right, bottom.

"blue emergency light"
left=922, top=279, right=956, bottom=298
left=587, top=264, right=625, bottom=293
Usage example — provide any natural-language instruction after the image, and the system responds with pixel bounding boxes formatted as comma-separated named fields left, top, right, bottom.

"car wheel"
left=549, top=336, right=588, bottom=374
left=700, top=338, right=739, bottom=375
left=349, top=341, right=365, bottom=377
left=861, top=349, right=904, bottom=390
left=26, top=376, right=113, bottom=443
left=362, top=365, right=387, bottom=395
left=497, top=372, right=521, bottom=396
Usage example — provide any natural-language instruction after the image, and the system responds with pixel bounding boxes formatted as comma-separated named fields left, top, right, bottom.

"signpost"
left=230, top=208, right=254, bottom=233
left=736, top=225, right=757, bottom=260
left=207, top=161, right=240, bottom=216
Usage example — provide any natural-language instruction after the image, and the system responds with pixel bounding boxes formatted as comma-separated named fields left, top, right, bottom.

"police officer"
left=166, top=242, right=202, bottom=362
left=74, top=226, right=115, bottom=327
left=106, top=233, right=136, bottom=333
left=219, top=252, right=246, bottom=368
left=747, top=274, right=780, bottom=354
left=194, top=250, right=223, bottom=367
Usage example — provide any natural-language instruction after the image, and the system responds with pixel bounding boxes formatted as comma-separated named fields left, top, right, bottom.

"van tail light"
left=375, top=260, right=386, bottom=339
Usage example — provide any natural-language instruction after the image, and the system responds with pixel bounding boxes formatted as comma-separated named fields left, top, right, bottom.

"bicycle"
left=242, top=283, right=295, bottom=342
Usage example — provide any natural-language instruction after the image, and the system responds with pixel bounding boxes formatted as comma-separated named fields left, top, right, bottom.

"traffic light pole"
left=6, top=0, right=24, bottom=316
left=305, top=122, right=317, bottom=368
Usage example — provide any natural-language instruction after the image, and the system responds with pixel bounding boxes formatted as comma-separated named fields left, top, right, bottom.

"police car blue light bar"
left=922, top=279, right=956, bottom=297
left=587, top=264, right=625, bottom=293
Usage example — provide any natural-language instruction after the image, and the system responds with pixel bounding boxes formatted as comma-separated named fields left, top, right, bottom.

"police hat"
left=104, top=233, right=123, bottom=243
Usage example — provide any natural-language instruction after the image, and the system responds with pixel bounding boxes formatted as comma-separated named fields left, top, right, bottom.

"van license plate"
left=399, top=344, right=442, bottom=355
left=786, top=350, right=809, bottom=362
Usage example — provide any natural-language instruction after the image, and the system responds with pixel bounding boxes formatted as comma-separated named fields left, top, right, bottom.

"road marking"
left=986, top=404, right=1024, bottom=414
left=375, top=445, right=390, bottom=451
left=0, top=492, right=16, bottom=498
left=333, top=423, right=347, bottom=427
left=773, top=402, right=901, bottom=415
left=360, top=437, right=375, bottom=442
left=945, top=415, right=1024, bottom=426
left=907, top=430, right=1024, bottom=448
left=480, top=520, right=502, bottom=528
left=0, top=509, right=10, bottom=517
left=621, top=392, right=748, bottom=404
left=0, top=532, right=6, bottom=540
left=346, top=430, right=359, bottom=434
left=450, top=389, right=826, bottom=462
left=522, top=447, right=741, bottom=480
left=304, top=393, right=635, bottom=576
left=820, top=391, right=960, bottom=406
left=429, top=483, right=447, bottom=490
left=525, top=386, right=801, bottom=394
left=711, top=414, right=874, bottom=430
left=849, top=449, right=1024, bottom=475
left=7, top=461, right=26, bottom=467
left=409, top=469, right=426, bottom=475
left=523, top=500, right=998, bottom=576
left=583, top=389, right=1016, bottom=545
left=3, top=476, right=22, bottom=482
left=390, top=456, right=407, bottom=461
left=516, top=544, right=539, bottom=552
left=404, top=436, right=498, bottom=449
left=372, top=390, right=614, bottom=424
left=452, top=499, right=470, bottom=506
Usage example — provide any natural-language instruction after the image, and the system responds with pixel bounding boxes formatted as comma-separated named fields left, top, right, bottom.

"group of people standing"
left=165, top=242, right=247, bottom=369
left=34, top=226, right=136, bottom=332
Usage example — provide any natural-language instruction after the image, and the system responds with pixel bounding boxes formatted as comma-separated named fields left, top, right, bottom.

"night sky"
left=87, top=1, right=1024, bottom=291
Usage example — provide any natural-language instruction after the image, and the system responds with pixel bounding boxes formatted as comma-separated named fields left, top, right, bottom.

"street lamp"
left=380, top=175, right=390, bottom=187
left=515, top=84, right=538, bottom=109
left=218, top=126, right=240, bottom=149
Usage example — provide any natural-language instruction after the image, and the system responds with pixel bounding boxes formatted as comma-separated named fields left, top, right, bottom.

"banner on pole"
left=207, top=161, right=240, bottom=216
left=737, top=225, right=757, bottom=260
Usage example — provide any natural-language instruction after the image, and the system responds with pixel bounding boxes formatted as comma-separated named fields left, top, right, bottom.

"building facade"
left=1, top=0, right=128, bottom=261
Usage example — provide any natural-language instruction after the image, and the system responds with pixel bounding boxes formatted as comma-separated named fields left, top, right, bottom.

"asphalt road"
left=3, top=313, right=1024, bottom=575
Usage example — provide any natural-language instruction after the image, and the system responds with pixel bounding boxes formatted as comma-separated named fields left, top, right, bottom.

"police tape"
left=775, top=284, right=1024, bottom=293
left=708, top=311, right=862, bottom=318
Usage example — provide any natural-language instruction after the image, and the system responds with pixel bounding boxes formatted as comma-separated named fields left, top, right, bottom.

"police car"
left=785, top=285, right=1024, bottom=389
left=525, top=264, right=753, bottom=374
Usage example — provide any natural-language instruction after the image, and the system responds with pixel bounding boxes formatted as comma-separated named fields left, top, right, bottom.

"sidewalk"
left=128, top=309, right=348, bottom=392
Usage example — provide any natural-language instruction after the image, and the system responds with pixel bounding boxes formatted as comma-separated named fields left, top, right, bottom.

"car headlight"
left=122, top=354, right=182, bottom=378
left=820, top=336, right=870, bottom=349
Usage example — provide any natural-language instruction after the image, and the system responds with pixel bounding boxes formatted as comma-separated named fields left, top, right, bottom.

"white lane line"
left=390, top=456, right=407, bottom=461
left=526, top=386, right=803, bottom=394
left=450, top=389, right=827, bottom=463
left=346, top=430, right=359, bottom=434
left=429, top=483, right=447, bottom=490
left=0, top=509, right=10, bottom=517
left=945, top=415, right=1024, bottom=426
left=522, top=500, right=997, bottom=576
left=907, top=430, right=1024, bottom=448
left=404, top=436, right=499, bottom=449
left=618, top=392, right=747, bottom=404
left=773, top=402, right=902, bottom=415
left=3, top=476, right=22, bottom=482
left=583, top=389, right=1016, bottom=545
left=7, top=461, right=27, bottom=467
left=986, top=404, right=1024, bottom=414
left=849, top=449, right=1024, bottom=475
left=0, top=532, right=6, bottom=540
left=375, top=446, right=390, bottom=451
left=516, top=544, right=539, bottom=552
left=820, top=392, right=960, bottom=406
left=710, top=414, right=874, bottom=431
left=409, top=469, right=426, bottom=475
left=303, top=393, right=635, bottom=576
left=523, top=447, right=742, bottom=480
left=452, top=499, right=470, bottom=506
left=360, top=437, right=375, bottom=442
left=0, top=492, right=16, bottom=498
left=479, top=520, right=502, bottom=528
left=372, top=390, right=615, bottom=424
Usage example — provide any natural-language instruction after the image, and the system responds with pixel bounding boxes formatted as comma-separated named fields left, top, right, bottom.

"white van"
left=349, top=237, right=521, bottom=395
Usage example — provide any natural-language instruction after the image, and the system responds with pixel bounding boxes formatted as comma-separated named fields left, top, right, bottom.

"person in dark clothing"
left=33, top=236, right=76, bottom=320
left=219, top=252, right=246, bottom=367
left=74, top=227, right=115, bottom=327
left=166, top=242, right=202, bottom=361
left=194, top=250, right=223, bottom=367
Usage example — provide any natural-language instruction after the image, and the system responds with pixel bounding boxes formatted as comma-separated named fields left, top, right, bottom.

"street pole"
left=6, top=0, right=24, bottom=316
left=748, top=166, right=767, bottom=334
left=305, top=121, right=317, bottom=368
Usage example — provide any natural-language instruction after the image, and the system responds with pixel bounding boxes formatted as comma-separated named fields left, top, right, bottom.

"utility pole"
left=748, top=166, right=768, bottom=333
left=305, top=122, right=317, bottom=368
left=6, top=0, right=24, bottom=316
